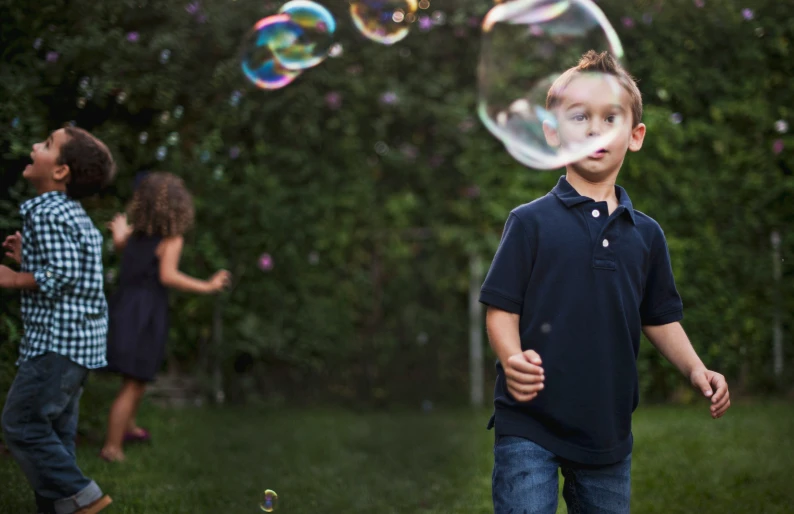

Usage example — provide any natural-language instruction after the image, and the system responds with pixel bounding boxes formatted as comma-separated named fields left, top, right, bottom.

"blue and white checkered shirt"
left=17, top=191, right=108, bottom=369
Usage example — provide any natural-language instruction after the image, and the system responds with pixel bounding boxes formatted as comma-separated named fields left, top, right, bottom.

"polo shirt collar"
left=551, top=176, right=636, bottom=225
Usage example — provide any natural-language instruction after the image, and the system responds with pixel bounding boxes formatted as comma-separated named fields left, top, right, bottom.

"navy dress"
left=106, top=233, right=169, bottom=382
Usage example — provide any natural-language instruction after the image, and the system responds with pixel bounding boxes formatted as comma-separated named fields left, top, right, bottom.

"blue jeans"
left=493, top=436, right=632, bottom=514
left=1, top=352, right=105, bottom=514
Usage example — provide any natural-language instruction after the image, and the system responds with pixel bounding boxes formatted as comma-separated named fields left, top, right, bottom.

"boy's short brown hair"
left=546, top=50, right=643, bottom=127
left=127, top=172, right=195, bottom=237
left=58, top=127, right=116, bottom=199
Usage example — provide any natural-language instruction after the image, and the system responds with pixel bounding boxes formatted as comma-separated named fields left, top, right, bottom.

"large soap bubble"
left=478, top=0, right=627, bottom=169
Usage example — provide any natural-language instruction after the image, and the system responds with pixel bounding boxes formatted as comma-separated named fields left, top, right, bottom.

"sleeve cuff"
left=641, top=308, right=683, bottom=326
left=33, top=268, right=60, bottom=298
left=479, top=290, right=522, bottom=315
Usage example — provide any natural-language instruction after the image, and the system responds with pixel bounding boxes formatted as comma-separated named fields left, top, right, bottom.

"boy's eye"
left=571, top=114, right=587, bottom=122
left=606, top=115, right=616, bottom=123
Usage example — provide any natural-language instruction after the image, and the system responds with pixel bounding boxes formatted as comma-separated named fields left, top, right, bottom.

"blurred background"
left=1, top=0, right=793, bottom=512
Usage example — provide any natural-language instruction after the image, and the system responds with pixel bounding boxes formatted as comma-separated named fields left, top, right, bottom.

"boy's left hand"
left=690, top=368, right=730, bottom=419
left=0, top=265, right=18, bottom=289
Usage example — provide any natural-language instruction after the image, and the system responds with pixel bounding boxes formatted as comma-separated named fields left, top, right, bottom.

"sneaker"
left=75, top=495, right=113, bottom=514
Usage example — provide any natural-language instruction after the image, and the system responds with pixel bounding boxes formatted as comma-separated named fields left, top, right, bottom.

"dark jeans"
left=493, top=436, right=632, bottom=514
left=1, top=352, right=104, bottom=514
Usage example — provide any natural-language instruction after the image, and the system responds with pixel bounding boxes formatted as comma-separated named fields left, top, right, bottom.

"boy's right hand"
left=504, top=350, right=545, bottom=402
left=208, top=270, right=232, bottom=293
left=2, top=231, right=22, bottom=264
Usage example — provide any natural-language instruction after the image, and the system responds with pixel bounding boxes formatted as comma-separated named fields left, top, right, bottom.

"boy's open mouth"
left=588, top=149, right=608, bottom=159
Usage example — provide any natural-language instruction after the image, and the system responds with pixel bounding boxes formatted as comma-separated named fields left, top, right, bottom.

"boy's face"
left=24, top=129, right=71, bottom=191
left=543, top=73, right=645, bottom=178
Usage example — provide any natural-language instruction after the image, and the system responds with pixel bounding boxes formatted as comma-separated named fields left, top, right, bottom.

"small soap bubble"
left=258, top=253, right=274, bottom=271
left=229, top=146, right=241, bottom=159
left=33, top=38, right=43, bottom=49
left=657, top=88, right=669, bottom=101
left=160, top=111, right=171, bottom=124
left=741, top=8, right=753, bottom=20
left=418, top=0, right=429, bottom=8
left=79, top=77, right=90, bottom=90
left=241, top=15, right=303, bottom=90
left=260, top=489, right=278, bottom=512
left=11, top=117, right=20, bottom=129
left=213, top=165, right=224, bottom=180
left=159, top=49, right=171, bottom=63
left=380, top=91, right=398, bottom=105
left=230, top=90, right=242, bottom=106
left=775, top=120, right=788, bottom=134
left=200, top=150, right=211, bottom=163
left=139, top=132, right=149, bottom=144
left=325, top=91, right=342, bottom=109
left=350, top=0, right=419, bottom=45
left=773, top=139, right=784, bottom=154
left=275, top=0, right=337, bottom=70
left=156, top=145, right=168, bottom=161
left=77, top=97, right=86, bottom=109
left=431, top=11, right=446, bottom=25
left=308, top=251, right=319, bottom=265
left=174, top=105, right=184, bottom=119
left=670, top=113, right=683, bottom=124
left=374, top=141, right=389, bottom=155
left=167, top=132, right=179, bottom=145
left=755, top=27, right=764, bottom=37
left=329, top=42, right=343, bottom=57
left=127, top=31, right=140, bottom=42
left=116, top=91, right=128, bottom=104
left=418, top=15, right=432, bottom=31
left=46, top=51, right=59, bottom=63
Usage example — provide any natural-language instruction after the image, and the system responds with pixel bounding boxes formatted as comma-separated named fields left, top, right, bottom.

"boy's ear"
left=542, top=119, right=560, bottom=148
left=628, top=123, right=646, bottom=152
left=52, top=163, right=71, bottom=184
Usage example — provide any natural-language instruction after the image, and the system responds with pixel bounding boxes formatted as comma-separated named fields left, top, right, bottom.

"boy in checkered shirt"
left=0, top=127, right=115, bottom=514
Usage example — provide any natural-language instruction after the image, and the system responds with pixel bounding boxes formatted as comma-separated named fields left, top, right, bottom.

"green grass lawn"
left=1, top=399, right=792, bottom=513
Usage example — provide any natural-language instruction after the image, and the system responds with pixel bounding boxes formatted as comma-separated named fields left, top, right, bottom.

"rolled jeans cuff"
left=54, top=480, right=103, bottom=514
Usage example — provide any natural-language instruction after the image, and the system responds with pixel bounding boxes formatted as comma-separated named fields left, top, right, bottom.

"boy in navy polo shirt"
left=480, top=51, right=731, bottom=514
left=0, top=127, right=115, bottom=514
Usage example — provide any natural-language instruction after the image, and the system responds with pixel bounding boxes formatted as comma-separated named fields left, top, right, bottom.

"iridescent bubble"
left=46, top=51, right=59, bottom=63
left=77, top=97, right=86, bottom=109
left=418, top=15, right=432, bottom=31
left=657, top=88, right=669, bottom=101
left=241, top=15, right=303, bottom=90
left=156, top=146, right=168, bottom=161
left=229, top=146, right=241, bottom=159
left=116, top=91, right=128, bottom=104
left=258, top=253, right=274, bottom=272
left=374, top=141, right=389, bottom=155
left=773, top=139, right=784, bottom=155
left=308, top=251, right=319, bottom=265
left=174, top=105, right=184, bottom=119
left=33, top=38, right=42, bottom=49
left=127, top=31, right=140, bottom=42
left=160, top=111, right=171, bottom=124
left=160, top=49, right=171, bottom=63
left=79, top=77, right=90, bottom=90
left=418, top=0, right=429, bottom=8
left=431, top=11, right=446, bottom=25
left=167, top=132, right=179, bottom=145
left=775, top=120, right=788, bottom=134
left=260, top=489, right=278, bottom=512
left=478, top=0, right=626, bottom=170
left=200, top=150, right=211, bottom=163
left=275, top=0, right=337, bottom=70
left=380, top=91, right=399, bottom=105
left=350, top=0, right=418, bottom=45
left=230, top=90, right=242, bottom=106
left=741, top=8, right=753, bottom=20
left=670, top=113, right=683, bottom=124
left=755, top=27, right=764, bottom=37
left=11, top=118, right=20, bottom=129
left=328, top=42, right=344, bottom=57
left=213, top=165, right=224, bottom=180
left=325, top=91, right=342, bottom=109
left=139, top=132, right=149, bottom=144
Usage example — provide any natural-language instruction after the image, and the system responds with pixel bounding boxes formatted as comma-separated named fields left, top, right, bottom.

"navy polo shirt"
left=480, top=176, right=683, bottom=465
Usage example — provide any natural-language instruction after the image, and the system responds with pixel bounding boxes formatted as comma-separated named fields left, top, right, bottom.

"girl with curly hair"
left=100, top=172, right=230, bottom=462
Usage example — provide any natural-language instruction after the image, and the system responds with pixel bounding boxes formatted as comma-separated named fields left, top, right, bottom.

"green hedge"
left=1, top=0, right=792, bottom=436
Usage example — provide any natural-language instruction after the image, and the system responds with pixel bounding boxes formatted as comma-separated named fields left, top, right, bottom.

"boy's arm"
left=643, top=322, right=730, bottom=418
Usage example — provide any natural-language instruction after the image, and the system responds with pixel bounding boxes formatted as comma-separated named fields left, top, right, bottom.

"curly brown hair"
left=127, top=172, right=195, bottom=237
left=58, top=127, right=116, bottom=199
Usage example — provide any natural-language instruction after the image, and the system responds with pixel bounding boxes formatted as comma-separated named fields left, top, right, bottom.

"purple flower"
left=773, top=139, right=784, bottom=155
left=229, top=146, right=241, bottom=159
left=126, top=31, right=139, bottom=42
left=185, top=2, right=200, bottom=14
left=258, top=253, right=274, bottom=271
left=380, top=91, right=398, bottom=105
left=46, top=51, right=59, bottom=63
left=621, top=17, right=634, bottom=28
left=418, top=16, right=433, bottom=31
left=325, top=91, right=342, bottom=110
left=742, top=8, right=753, bottom=20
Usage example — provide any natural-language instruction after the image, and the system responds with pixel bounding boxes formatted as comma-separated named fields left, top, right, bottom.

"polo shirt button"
left=602, top=239, right=609, bottom=248
left=592, top=209, right=600, bottom=218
